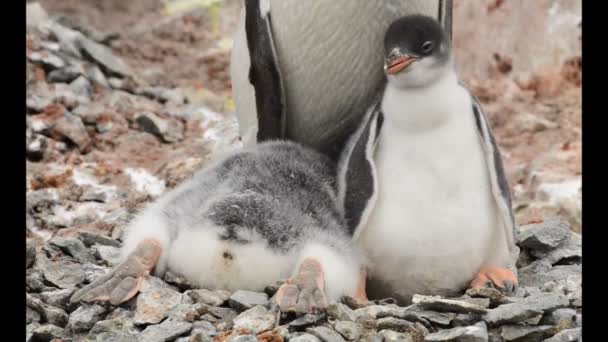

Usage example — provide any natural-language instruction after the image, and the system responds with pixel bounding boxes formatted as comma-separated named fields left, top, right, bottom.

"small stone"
left=86, top=65, right=109, bottom=87
left=327, top=303, right=356, bottom=322
left=164, top=270, right=196, bottom=290
left=483, top=303, right=543, bottom=326
left=229, top=290, right=269, bottom=311
left=95, top=331, right=138, bottom=342
left=401, top=310, right=455, bottom=327
left=36, top=254, right=85, bottom=289
left=27, top=245, right=36, bottom=269
left=519, top=260, right=581, bottom=288
left=517, top=219, right=570, bottom=251
left=26, top=269, right=53, bottom=292
left=50, top=236, right=95, bottom=264
left=82, top=263, right=110, bottom=283
left=68, top=304, right=106, bottom=332
left=92, top=244, right=122, bottom=266
left=27, top=188, right=60, bottom=209
left=540, top=308, right=577, bottom=328
left=134, top=276, right=182, bottom=325
left=378, top=329, right=414, bottom=342
left=48, top=64, right=85, bottom=83
left=522, top=292, right=570, bottom=312
left=78, top=37, right=132, bottom=77
left=26, top=322, right=41, bottom=342
left=70, top=75, right=92, bottom=97
left=188, top=289, right=231, bottom=306
left=28, top=51, right=66, bottom=70
left=232, top=305, right=275, bottom=334
left=353, top=305, right=402, bottom=320
left=51, top=112, right=91, bottom=151
left=136, top=112, right=185, bottom=143
left=168, top=303, right=204, bottom=322
left=534, top=234, right=582, bottom=265
left=228, top=335, right=258, bottom=342
left=377, top=317, right=415, bottom=332
left=465, top=288, right=507, bottom=306
left=290, top=333, right=322, bottom=342
left=139, top=320, right=192, bottom=342
left=288, top=314, right=324, bottom=331
left=31, top=324, right=68, bottom=341
left=523, top=314, right=544, bottom=325
left=412, top=295, right=488, bottom=314
left=91, top=316, right=137, bottom=335
left=500, top=325, right=553, bottom=341
left=452, top=314, right=481, bottom=327
left=27, top=305, right=41, bottom=324
left=78, top=231, right=121, bottom=247
left=357, top=333, right=384, bottom=342
left=307, top=326, right=347, bottom=342
left=424, top=322, right=488, bottom=342
left=208, top=306, right=238, bottom=320
left=333, top=321, right=362, bottom=340
left=40, top=288, right=74, bottom=309
left=191, top=320, right=217, bottom=337
left=542, top=328, right=581, bottom=342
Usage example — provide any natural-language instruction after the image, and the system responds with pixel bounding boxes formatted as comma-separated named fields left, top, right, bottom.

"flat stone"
left=425, top=322, right=488, bottom=342
left=83, top=263, right=110, bottom=283
left=136, top=112, right=185, bottom=143
left=540, top=308, right=577, bottom=329
left=522, top=292, right=570, bottom=313
left=500, top=325, right=553, bottom=341
left=288, top=314, right=324, bottom=331
left=519, top=260, right=581, bottom=288
left=31, top=324, right=68, bottom=341
left=164, top=270, right=196, bottom=290
left=378, top=329, right=414, bottom=342
left=26, top=293, right=68, bottom=327
left=377, top=317, right=415, bottom=332
left=543, top=328, right=581, bottom=342
left=168, top=303, right=204, bottom=322
left=307, top=326, right=347, bottom=342
left=49, top=236, right=95, bottom=264
left=78, top=231, right=121, bottom=247
left=51, top=112, right=91, bottom=151
left=290, top=333, right=322, bottom=342
left=68, top=304, right=107, bottom=332
left=357, top=333, right=384, bottom=342
left=229, top=290, right=269, bottom=311
left=27, top=188, right=60, bottom=209
left=27, top=244, right=37, bottom=269
left=28, top=51, right=66, bottom=69
left=91, top=316, right=137, bottom=335
left=333, top=321, right=362, bottom=340
left=26, top=322, right=41, bottom=342
left=78, top=36, right=132, bottom=77
left=327, top=303, right=356, bottom=322
left=92, top=244, right=122, bottom=266
left=69, top=75, right=92, bottom=97
left=517, top=219, right=570, bottom=251
left=40, top=288, right=74, bottom=309
left=139, top=320, right=192, bottom=342
left=483, top=303, right=543, bottom=326
left=353, top=305, right=402, bottom=320
left=191, top=320, right=217, bottom=338
left=232, top=305, right=275, bottom=334
left=532, top=234, right=581, bottom=265
left=187, top=289, right=231, bottom=307
left=27, top=268, right=55, bottom=292
left=452, top=314, right=481, bottom=327
left=208, top=306, right=238, bottom=320
left=401, top=310, right=456, bottom=327
left=465, top=288, right=507, bottom=306
left=134, top=276, right=182, bottom=325
left=27, top=305, right=41, bottom=324
left=412, top=295, right=488, bottom=314
left=96, top=332, right=138, bottom=342
left=86, top=65, right=109, bottom=87
left=48, top=64, right=85, bottom=83
left=228, top=335, right=258, bottom=342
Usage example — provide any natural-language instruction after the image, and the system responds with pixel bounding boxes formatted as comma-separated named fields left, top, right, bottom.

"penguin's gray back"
left=231, top=0, right=443, bottom=157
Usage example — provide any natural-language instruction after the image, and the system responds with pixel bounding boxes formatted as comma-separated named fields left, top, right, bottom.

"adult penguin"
left=230, top=0, right=453, bottom=160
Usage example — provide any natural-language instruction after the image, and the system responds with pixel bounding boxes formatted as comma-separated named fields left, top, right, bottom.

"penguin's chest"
left=358, top=110, right=500, bottom=300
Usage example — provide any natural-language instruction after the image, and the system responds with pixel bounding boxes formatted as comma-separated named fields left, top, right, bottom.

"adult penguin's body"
left=230, top=0, right=452, bottom=159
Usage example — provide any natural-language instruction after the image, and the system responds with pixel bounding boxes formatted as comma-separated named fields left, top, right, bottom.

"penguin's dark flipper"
left=337, top=100, right=384, bottom=239
left=438, top=0, right=453, bottom=41
left=70, top=239, right=161, bottom=305
left=244, top=0, right=286, bottom=142
left=273, top=258, right=328, bottom=315
left=470, top=266, right=518, bottom=294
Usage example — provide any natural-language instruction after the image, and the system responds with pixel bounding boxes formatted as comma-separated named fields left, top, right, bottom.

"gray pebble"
left=91, top=316, right=137, bottom=335
left=78, top=36, right=132, bottom=77
left=26, top=293, right=69, bottom=327
left=289, top=314, right=324, bottom=331
left=208, top=306, right=238, bottom=320
left=48, top=64, right=85, bottom=83
left=412, top=295, right=488, bottom=314
left=96, top=332, right=138, bottom=342
left=50, top=236, right=95, bottom=264
left=229, top=290, right=269, bottom=311
left=92, top=244, right=122, bottom=266
left=307, top=325, right=347, bottom=342
left=164, top=270, right=197, bottom=290
left=543, top=328, right=581, bottom=342
left=138, top=320, right=192, bottom=342
left=40, top=288, right=74, bottom=309
left=26, top=244, right=36, bottom=269
left=26, top=305, right=41, bottom=324
left=232, top=305, right=275, bottom=334
left=78, top=231, right=121, bottom=247
left=52, top=112, right=91, bottom=151
left=290, top=333, right=322, bottom=342
left=424, top=321, right=488, bottom=342
left=82, top=263, right=110, bottom=283
left=500, top=325, right=553, bottom=341
left=378, top=329, right=414, bottom=342
left=327, top=302, right=356, bottom=322
left=452, top=313, right=481, bottom=327
left=517, top=219, right=570, bottom=251
left=31, top=324, right=68, bottom=341
left=540, top=308, right=577, bottom=329
left=134, top=277, right=182, bottom=325
left=333, top=320, right=362, bottom=340
left=135, top=112, right=185, bottom=143
left=28, top=51, right=66, bottom=69
left=68, top=304, right=107, bottom=332
left=377, top=317, right=415, bottom=332
left=191, top=320, right=217, bottom=337
left=483, top=303, right=543, bottom=326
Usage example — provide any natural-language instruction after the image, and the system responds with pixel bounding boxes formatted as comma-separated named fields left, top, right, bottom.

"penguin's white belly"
left=359, top=113, right=501, bottom=300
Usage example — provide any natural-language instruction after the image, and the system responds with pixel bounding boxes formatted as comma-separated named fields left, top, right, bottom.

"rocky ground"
left=26, top=1, right=582, bottom=341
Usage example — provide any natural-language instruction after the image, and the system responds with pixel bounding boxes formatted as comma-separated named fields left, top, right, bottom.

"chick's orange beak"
left=385, top=55, right=417, bottom=75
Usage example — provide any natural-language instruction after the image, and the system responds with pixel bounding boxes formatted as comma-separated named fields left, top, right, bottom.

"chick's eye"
left=422, top=41, right=434, bottom=53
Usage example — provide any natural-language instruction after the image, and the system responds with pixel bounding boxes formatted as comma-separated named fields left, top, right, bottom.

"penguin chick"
left=70, top=141, right=364, bottom=314
left=354, top=15, right=519, bottom=304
